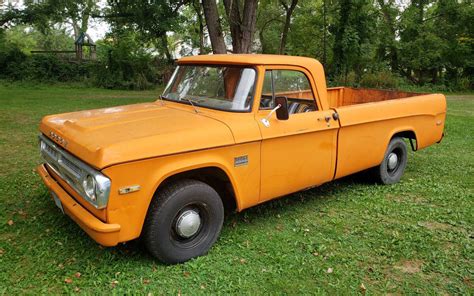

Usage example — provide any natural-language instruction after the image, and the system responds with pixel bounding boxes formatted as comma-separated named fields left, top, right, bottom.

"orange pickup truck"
left=37, top=54, right=446, bottom=263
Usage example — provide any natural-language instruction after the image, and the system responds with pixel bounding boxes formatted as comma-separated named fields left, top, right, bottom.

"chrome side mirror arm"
left=261, top=104, right=281, bottom=127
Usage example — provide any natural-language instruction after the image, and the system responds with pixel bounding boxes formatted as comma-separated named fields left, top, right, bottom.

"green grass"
left=0, top=85, right=472, bottom=294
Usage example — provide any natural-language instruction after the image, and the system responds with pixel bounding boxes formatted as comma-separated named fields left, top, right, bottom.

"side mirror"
left=275, top=96, right=289, bottom=120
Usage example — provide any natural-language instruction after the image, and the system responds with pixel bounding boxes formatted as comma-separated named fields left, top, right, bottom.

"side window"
left=259, top=70, right=317, bottom=114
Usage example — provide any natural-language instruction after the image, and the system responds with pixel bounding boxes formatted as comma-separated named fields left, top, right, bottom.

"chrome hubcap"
left=387, top=152, right=399, bottom=170
left=176, top=209, right=201, bottom=238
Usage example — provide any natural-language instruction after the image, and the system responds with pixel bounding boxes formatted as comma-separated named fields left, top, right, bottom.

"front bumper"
left=37, top=164, right=121, bottom=247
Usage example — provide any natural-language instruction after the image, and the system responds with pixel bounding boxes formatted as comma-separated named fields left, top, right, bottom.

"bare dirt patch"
left=394, top=260, right=423, bottom=274
left=385, top=193, right=427, bottom=204
left=418, top=221, right=451, bottom=231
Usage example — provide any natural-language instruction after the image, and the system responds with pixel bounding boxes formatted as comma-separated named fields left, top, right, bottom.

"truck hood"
left=39, top=102, right=235, bottom=169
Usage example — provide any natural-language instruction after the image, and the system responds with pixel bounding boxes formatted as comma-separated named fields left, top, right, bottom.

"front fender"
left=101, top=142, right=260, bottom=243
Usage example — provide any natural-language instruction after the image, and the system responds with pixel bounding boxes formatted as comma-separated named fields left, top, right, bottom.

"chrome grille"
left=59, top=156, right=82, bottom=179
left=40, top=135, right=85, bottom=197
left=44, top=144, right=58, bottom=159
left=38, top=134, right=111, bottom=209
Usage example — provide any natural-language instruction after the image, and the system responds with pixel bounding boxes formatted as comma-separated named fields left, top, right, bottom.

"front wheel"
left=142, top=179, right=224, bottom=264
left=372, top=137, right=408, bottom=184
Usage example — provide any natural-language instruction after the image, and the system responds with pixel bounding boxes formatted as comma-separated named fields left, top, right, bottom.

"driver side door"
left=256, top=66, right=339, bottom=202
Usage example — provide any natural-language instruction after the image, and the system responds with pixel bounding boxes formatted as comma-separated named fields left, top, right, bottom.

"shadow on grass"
left=37, top=171, right=378, bottom=265
left=228, top=170, right=377, bottom=220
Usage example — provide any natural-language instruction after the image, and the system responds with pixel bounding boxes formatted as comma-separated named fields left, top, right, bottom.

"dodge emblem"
left=49, top=131, right=68, bottom=148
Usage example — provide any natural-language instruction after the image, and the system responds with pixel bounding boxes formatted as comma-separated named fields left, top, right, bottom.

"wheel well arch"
left=154, top=167, right=238, bottom=213
left=391, top=130, right=418, bottom=151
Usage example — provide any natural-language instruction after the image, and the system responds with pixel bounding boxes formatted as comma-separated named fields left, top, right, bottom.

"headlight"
left=82, top=175, right=97, bottom=201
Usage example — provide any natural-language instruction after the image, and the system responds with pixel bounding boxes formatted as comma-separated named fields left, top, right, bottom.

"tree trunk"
left=377, top=0, right=399, bottom=71
left=161, top=34, right=173, bottom=63
left=241, top=0, right=258, bottom=53
left=202, top=0, right=227, bottom=54
left=193, top=0, right=206, bottom=54
left=279, top=0, right=298, bottom=55
left=333, top=0, right=351, bottom=75
left=322, top=0, right=327, bottom=65
left=71, top=20, right=80, bottom=41
left=224, top=0, right=258, bottom=53
left=223, top=0, right=243, bottom=53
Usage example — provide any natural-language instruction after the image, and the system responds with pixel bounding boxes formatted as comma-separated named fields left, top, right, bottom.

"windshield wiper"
left=183, top=98, right=200, bottom=114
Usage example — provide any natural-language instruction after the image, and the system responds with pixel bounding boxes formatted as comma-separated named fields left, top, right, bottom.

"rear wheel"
left=372, top=137, right=408, bottom=184
left=142, top=179, right=224, bottom=264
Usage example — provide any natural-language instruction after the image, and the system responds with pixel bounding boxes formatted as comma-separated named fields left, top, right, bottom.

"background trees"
left=0, top=0, right=472, bottom=90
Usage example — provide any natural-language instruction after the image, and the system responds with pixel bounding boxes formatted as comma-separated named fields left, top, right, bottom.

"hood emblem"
left=49, top=131, right=68, bottom=148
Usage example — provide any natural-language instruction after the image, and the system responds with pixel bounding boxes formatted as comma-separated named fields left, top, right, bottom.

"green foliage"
left=359, top=70, right=401, bottom=89
left=0, top=31, right=28, bottom=80
left=0, top=29, right=89, bottom=82
left=0, top=27, right=162, bottom=89
left=105, top=0, right=186, bottom=62
left=4, top=25, right=75, bottom=53
left=91, top=33, right=160, bottom=90
left=256, top=0, right=473, bottom=90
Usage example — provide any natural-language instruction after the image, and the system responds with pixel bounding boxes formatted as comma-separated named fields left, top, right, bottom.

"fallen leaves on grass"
left=240, top=258, right=247, bottom=264
left=326, top=267, right=333, bottom=274
left=74, top=272, right=81, bottom=278
left=143, top=279, right=150, bottom=285
left=111, top=280, right=119, bottom=288
left=7, top=220, right=13, bottom=226
left=183, top=271, right=190, bottom=277
left=360, top=283, right=367, bottom=294
left=64, top=278, right=73, bottom=284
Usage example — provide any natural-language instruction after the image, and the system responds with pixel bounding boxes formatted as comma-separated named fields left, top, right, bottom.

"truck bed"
left=330, top=91, right=446, bottom=180
left=327, top=87, right=423, bottom=108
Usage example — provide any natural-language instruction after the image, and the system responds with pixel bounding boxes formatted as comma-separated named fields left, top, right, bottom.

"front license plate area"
left=51, top=192, right=64, bottom=214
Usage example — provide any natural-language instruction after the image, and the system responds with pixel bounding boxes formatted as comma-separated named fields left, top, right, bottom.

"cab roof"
left=177, top=54, right=323, bottom=68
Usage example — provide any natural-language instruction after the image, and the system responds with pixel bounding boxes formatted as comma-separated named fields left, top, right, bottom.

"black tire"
left=142, top=179, right=224, bottom=264
left=372, top=137, right=408, bottom=184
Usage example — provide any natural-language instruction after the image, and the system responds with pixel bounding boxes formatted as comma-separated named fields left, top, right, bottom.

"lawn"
left=0, top=84, right=472, bottom=294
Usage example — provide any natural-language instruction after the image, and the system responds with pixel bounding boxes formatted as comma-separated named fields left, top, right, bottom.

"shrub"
left=0, top=38, right=29, bottom=80
left=359, top=70, right=401, bottom=89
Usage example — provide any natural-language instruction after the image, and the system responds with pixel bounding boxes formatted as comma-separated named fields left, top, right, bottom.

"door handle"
left=324, top=116, right=331, bottom=122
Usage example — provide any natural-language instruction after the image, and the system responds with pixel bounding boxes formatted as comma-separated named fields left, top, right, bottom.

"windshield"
left=162, top=65, right=256, bottom=112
